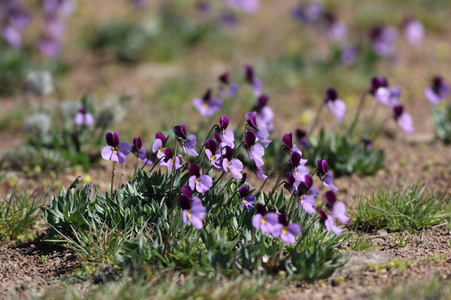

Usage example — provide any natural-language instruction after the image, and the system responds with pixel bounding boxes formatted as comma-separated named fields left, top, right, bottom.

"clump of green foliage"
left=305, top=130, right=385, bottom=176
left=432, top=104, right=451, bottom=144
left=351, top=183, right=451, bottom=232
left=42, top=168, right=346, bottom=282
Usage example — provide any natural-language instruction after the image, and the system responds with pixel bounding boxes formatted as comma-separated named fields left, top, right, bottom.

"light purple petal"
left=331, top=201, right=350, bottom=225
left=152, top=139, right=163, bottom=153
left=327, top=99, right=346, bottom=123
left=221, top=129, right=235, bottom=148
left=101, top=146, right=113, bottom=161
left=299, top=195, right=315, bottom=214
left=424, top=87, right=443, bottom=105
left=118, top=142, right=132, bottom=156
left=196, top=175, right=213, bottom=193
left=322, top=171, right=338, bottom=192
left=397, top=113, right=414, bottom=134
left=252, top=214, right=263, bottom=229
left=2, top=26, right=22, bottom=48
left=271, top=224, right=284, bottom=238
left=325, top=216, right=342, bottom=236
left=185, top=134, right=199, bottom=157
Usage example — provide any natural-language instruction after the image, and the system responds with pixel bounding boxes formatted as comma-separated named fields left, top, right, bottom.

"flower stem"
left=110, top=161, right=116, bottom=195
left=267, top=164, right=289, bottom=203
left=285, top=216, right=319, bottom=260
left=119, top=157, right=126, bottom=189
left=348, top=89, right=368, bottom=136
left=308, top=100, right=325, bottom=135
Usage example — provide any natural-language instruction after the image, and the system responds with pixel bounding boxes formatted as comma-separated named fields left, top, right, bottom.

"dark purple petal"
left=286, top=172, right=295, bottom=186
left=291, top=151, right=301, bottom=167
left=370, top=76, right=388, bottom=94
left=393, top=104, right=404, bottom=120
left=181, top=123, right=187, bottom=137
left=163, top=148, right=173, bottom=160
left=219, top=115, right=229, bottom=130
left=243, top=64, right=254, bottom=84
left=238, top=185, right=250, bottom=198
left=178, top=195, right=191, bottom=210
left=214, top=131, right=221, bottom=144
left=324, top=190, right=337, bottom=207
left=133, top=136, right=142, bottom=150
left=221, top=146, right=233, bottom=160
left=318, top=209, right=328, bottom=221
left=317, top=159, right=328, bottom=173
left=219, top=72, right=230, bottom=85
left=182, top=185, right=192, bottom=198
left=325, top=88, right=338, bottom=102
left=244, top=131, right=256, bottom=147
left=245, top=111, right=258, bottom=129
left=174, top=125, right=184, bottom=139
left=112, top=131, right=120, bottom=146
left=255, top=203, right=266, bottom=215
left=202, top=88, right=212, bottom=101
left=106, top=132, right=113, bottom=146
left=282, top=133, right=293, bottom=149
left=205, top=139, right=217, bottom=153
left=155, top=132, right=169, bottom=146
left=189, top=164, right=200, bottom=177
left=278, top=213, right=288, bottom=226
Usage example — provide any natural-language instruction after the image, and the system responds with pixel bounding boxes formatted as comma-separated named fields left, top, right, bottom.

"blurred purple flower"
left=37, top=35, right=61, bottom=58
left=252, top=94, right=274, bottom=131
left=319, top=210, right=342, bottom=235
left=192, top=88, right=222, bottom=117
left=369, top=25, right=398, bottom=58
left=0, top=0, right=32, bottom=48
left=404, top=18, right=424, bottom=46
left=245, top=111, right=271, bottom=147
left=324, top=13, right=347, bottom=42
left=325, top=88, right=346, bottom=122
left=291, top=1, right=324, bottom=24
left=244, top=65, right=263, bottom=96
left=425, top=76, right=449, bottom=105
left=375, top=86, right=401, bottom=107
left=225, top=0, right=259, bottom=14
left=393, top=105, right=414, bottom=134
left=101, top=131, right=132, bottom=164
left=290, top=151, right=309, bottom=186
left=297, top=175, right=318, bottom=214
left=132, top=136, right=152, bottom=167
left=341, top=44, right=357, bottom=66
left=75, top=107, right=94, bottom=126
left=218, top=72, right=240, bottom=98
left=295, top=129, right=311, bottom=148
left=131, top=0, right=148, bottom=9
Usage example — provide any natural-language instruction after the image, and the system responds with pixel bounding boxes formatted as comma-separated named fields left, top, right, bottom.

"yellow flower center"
left=261, top=217, right=266, bottom=224
left=196, top=178, right=200, bottom=185
left=243, top=197, right=246, bottom=203
left=227, top=161, right=231, bottom=169
left=158, top=147, right=163, bottom=153
left=282, top=227, right=288, bottom=234
left=203, top=102, right=209, bottom=108
left=210, top=155, right=215, bottom=162
left=187, top=209, right=192, bottom=218
left=112, top=146, right=118, bottom=154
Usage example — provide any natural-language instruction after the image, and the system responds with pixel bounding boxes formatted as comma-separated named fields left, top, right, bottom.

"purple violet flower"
left=152, top=132, right=170, bottom=159
left=291, top=2, right=324, bottom=24
left=324, top=191, right=349, bottom=224
left=244, top=65, right=263, bottom=96
left=238, top=184, right=256, bottom=210
left=188, top=164, right=213, bottom=194
left=174, top=123, right=199, bottom=157
left=393, top=105, right=414, bottom=134
left=37, top=35, right=61, bottom=58
left=74, top=107, right=94, bottom=126
left=204, top=139, right=222, bottom=169
left=291, top=151, right=309, bottom=186
left=218, top=115, right=235, bottom=148
left=245, top=111, right=272, bottom=147
left=101, top=131, right=132, bottom=164
left=324, top=13, right=347, bottom=42
left=295, top=129, right=311, bottom=148
left=132, top=136, right=152, bottom=167
left=319, top=210, right=342, bottom=236
left=252, top=94, right=275, bottom=131
left=0, top=0, right=32, bottom=48
left=192, top=88, right=223, bottom=117
left=341, top=44, right=357, bottom=66
left=325, top=88, right=346, bottom=122
left=425, top=76, right=449, bottom=105
left=218, top=72, right=240, bottom=98
left=225, top=0, right=259, bottom=14
left=221, top=146, right=243, bottom=179
left=271, top=213, right=301, bottom=244
left=179, top=187, right=206, bottom=229
left=316, top=159, right=338, bottom=192
left=252, top=204, right=277, bottom=235
left=245, top=131, right=265, bottom=168
left=375, top=86, right=401, bottom=107
left=368, top=25, right=398, bottom=58
left=297, top=175, right=318, bottom=214
left=370, top=77, right=389, bottom=95
left=160, top=148, right=183, bottom=170
left=404, top=18, right=424, bottom=46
